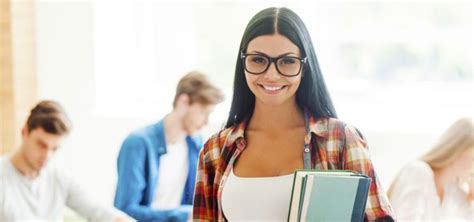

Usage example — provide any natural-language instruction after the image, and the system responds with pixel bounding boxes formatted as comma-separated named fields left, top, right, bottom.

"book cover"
left=287, top=170, right=371, bottom=222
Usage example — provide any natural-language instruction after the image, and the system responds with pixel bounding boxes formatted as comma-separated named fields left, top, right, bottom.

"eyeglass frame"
left=240, top=51, right=308, bottom=77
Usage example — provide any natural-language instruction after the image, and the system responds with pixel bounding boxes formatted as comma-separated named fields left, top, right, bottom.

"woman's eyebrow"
left=248, top=50, right=298, bottom=57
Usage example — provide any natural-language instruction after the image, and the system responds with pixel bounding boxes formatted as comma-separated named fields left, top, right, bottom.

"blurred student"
left=388, top=117, right=474, bottom=221
left=0, top=100, right=132, bottom=222
left=114, top=71, right=224, bottom=221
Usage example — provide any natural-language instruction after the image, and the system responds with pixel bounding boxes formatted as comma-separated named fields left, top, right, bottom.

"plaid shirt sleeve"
left=343, top=125, right=396, bottom=222
left=193, top=131, right=226, bottom=221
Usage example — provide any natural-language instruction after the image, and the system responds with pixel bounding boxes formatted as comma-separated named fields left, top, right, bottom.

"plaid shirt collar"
left=224, top=110, right=330, bottom=149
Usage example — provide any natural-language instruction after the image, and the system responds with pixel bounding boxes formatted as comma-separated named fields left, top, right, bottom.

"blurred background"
left=1, top=0, right=472, bottom=218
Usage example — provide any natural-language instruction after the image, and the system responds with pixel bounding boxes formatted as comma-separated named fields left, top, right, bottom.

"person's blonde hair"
left=388, top=117, right=474, bottom=198
left=173, top=71, right=224, bottom=107
left=421, top=117, right=474, bottom=169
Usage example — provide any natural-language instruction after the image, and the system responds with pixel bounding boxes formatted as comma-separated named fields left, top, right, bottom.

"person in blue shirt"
left=114, top=71, right=224, bottom=222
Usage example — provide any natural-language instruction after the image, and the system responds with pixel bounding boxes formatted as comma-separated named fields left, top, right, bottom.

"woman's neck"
left=433, top=165, right=457, bottom=202
left=248, top=98, right=304, bottom=131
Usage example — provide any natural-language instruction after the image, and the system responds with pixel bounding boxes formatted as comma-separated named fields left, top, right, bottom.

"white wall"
left=35, top=1, right=148, bottom=207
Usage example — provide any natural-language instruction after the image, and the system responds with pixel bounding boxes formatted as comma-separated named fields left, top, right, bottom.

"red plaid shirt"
left=193, top=114, right=395, bottom=221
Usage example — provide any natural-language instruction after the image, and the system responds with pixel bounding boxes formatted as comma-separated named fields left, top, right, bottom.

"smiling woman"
left=192, top=7, right=395, bottom=221
left=242, top=34, right=306, bottom=105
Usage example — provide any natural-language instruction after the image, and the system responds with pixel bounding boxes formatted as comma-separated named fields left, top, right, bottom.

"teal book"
left=287, top=170, right=371, bottom=222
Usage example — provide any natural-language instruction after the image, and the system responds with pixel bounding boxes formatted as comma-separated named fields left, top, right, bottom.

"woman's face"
left=452, top=147, right=474, bottom=195
left=244, top=34, right=303, bottom=106
left=454, top=147, right=474, bottom=178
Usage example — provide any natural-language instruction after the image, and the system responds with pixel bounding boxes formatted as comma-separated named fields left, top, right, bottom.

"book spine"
left=350, top=178, right=372, bottom=222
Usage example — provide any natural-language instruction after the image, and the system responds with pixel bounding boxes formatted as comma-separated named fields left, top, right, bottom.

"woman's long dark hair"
left=225, top=7, right=337, bottom=128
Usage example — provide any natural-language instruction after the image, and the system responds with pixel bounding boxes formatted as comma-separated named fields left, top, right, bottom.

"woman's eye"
left=252, top=57, right=266, bottom=64
left=280, top=58, right=297, bottom=65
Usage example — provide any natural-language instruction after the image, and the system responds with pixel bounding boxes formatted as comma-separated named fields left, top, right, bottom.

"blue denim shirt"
left=114, top=119, right=202, bottom=222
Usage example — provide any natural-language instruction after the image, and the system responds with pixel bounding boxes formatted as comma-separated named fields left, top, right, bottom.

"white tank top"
left=221, top=167, right=294, bottom=221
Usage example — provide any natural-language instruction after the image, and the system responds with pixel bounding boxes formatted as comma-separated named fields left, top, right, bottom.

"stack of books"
left=287, top=170, right=371, bottom=222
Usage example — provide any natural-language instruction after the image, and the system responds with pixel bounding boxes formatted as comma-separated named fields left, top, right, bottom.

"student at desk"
left=0, top=100, right=132, bottom=222
left=388, top=117, right=474, bottom=221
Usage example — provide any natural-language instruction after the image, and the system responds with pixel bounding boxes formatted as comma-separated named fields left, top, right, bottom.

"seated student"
left=0, top=100, right=132, bottom=222
left=114, top=71, right=224, bottom=222
left=388, top=117, right=474, bottom=221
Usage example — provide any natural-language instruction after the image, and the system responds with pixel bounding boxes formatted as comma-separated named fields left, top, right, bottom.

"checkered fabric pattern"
left=193, top=113, right=395, bottom=221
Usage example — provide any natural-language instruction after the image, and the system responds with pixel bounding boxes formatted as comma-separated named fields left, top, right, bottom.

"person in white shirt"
left=114, top=72, right=224, bottom=222
left=0, top=100, right=133, bottom=222
left=388, top=117, right=474, bottom=221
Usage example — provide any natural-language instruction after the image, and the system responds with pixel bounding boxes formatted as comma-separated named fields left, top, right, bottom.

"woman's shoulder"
left=311, top=117, right=366, bottom=143
left=312, top=117, right=361, bottom=133
left=200, top=126, right=238, bottom=161
left=312, top=116, right=346, bottom=128
left=203, top=127, right=234, bottom=147
left=398, top=160, right=434, bottom=181
left=309, top=117, right=344, bottom=136
left=404, top=160, right=433, bottom=174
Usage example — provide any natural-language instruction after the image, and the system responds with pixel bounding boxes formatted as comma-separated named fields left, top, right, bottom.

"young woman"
left=193, top=7, right=394, bottom=221
left=388, top=118, right=474, bottom=221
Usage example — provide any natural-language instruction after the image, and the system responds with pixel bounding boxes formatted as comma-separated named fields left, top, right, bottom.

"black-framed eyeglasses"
left=240, top=51, right=307, bottom=77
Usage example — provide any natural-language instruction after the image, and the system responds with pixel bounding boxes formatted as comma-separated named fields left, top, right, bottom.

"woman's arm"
left=192, top=128, right=230, bottom=222
left=193, top=146, right=214, bottom=221
left=343, top=125, right=395, bottom=222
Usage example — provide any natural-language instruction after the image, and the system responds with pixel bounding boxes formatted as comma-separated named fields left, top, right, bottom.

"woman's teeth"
left=262, top=85, right=285, bottom=91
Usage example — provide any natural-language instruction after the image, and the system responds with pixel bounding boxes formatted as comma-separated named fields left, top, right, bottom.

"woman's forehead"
left=247, top=34, right=300, bottom=56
